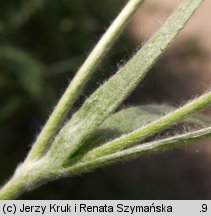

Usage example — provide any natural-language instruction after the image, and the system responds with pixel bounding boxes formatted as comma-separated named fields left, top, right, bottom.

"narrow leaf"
left=47, top=0, right=205, bottom=163
left=65, top=126, right=211, bottom=175
left=82, top=91, right=211, bottom=161
left=26, top=0, right=145, bottom=161
left=77, top=104, right=211, bottom=155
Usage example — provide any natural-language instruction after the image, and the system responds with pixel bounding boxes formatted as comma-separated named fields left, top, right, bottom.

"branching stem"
left=48, top=0, right=205, bottom=162
left=0, top=0, right=207, bottom=200
left=26, top=0, right=145, bottom=161
left=82, top=91, right=211, bottom=160
left=66, top=126, right=211, bottom=175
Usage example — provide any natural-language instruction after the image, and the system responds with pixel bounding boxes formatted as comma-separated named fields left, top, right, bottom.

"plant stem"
left=0, top=176, right=25, bottom=200
left=0, top=160, right=55, bottom=200
left=48, top=0, right=205, bottom=163
left=82, top=90, right=211, bottom=160
left=26, top=0, right=145, bottom=162
left=2, top=126, right=210, bottom=200
left=66, top=126, right=211, bottom=175
left=0, top=0, right=206, bottom=200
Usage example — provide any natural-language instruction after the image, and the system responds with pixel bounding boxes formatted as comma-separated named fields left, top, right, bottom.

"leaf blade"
left=47, top=0, right=205, bottom=163
left=65, top=126, right=211, bottom=175
left=78, top=104, right=210, bottom=154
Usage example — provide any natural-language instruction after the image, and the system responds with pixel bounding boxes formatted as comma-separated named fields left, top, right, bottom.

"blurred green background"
left=1, top=0, right=211, bottom=199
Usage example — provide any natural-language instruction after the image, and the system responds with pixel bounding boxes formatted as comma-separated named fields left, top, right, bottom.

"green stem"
left=26, top=0, right=145, bottom=161
left=0, top=176, right=25, bottom=200
left=82, top=90, right=211, bottom=160
left=0, top=0, right=206, bottom=200
left=0, top=159, right=56, bottom=200
left=48, top=0, right=205, bottom=163
left=66, top=126, right=211, bottom=175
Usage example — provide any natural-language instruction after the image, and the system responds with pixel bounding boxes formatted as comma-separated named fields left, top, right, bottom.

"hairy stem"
left=66, top=126, right=211, bottom=175
left=26, top=0, right=145, bottom=161
left=0, top=159, right=56, bottom=200
left=0, top=176, right=25, bottom=200
left=48, top=0, right=205, bottom=164
left=82, top=90, right=211, bottom=160
left=0, top=0, right=206, bottom=200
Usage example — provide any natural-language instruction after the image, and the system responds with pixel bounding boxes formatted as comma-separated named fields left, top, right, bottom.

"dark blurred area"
left=1, top=0, right=211, bottom=199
